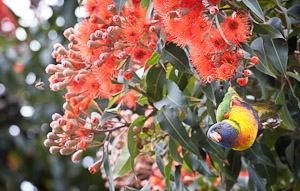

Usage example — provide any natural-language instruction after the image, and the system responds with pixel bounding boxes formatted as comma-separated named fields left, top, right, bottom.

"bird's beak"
left=209, top=131, right=222, bottom=142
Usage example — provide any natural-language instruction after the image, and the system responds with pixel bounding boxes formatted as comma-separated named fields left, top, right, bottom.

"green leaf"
left=285, top=140, right=294, bottom=167
left=273, top=0, right=291, bottom=33
left=104, top=150, right=115, bottom=191
left=145, top=52, right=159, bottom=67
left=156, top=154, right=165, bottom=177
left=113, top=144, right=131, bottom=179
left=106, top=92, right=123, bottom=110
left=169, top=68, right=189, bottom=92
left=248, top=161, right=267, bottom=191
left=254, top=144, right=277, bottom=185
left=140, top=182, right=150, bottom=191
left=189, top=153, right=216, bottom=177
left=242, top=0, right=265, bottom=22
left=127, top=116, right=147, bottom=174
left=100, top=112, right=118, bottom=126
left=253, top=23, right=284, bottom=39
left=163, top=42, right=192, bottom=74
left=131, top=71, right=142, bottom=84
left=287, top=72, right=300, bottom=83
left=165, top=152, right=173, bottom=190
left=206, top=99, right=216, bottom=124
left=175, top=165, right=183, bottom=191
left=275, top=91, right=296, bottom=129
left=244, top=141, right=274, bottom=165
left=154, top=80, right=187, bottom=113
left=146, top=65, right=166, bottom=101
left=169, top=137, right=183, bottom=164
left=262, top=36, right=288, bottom=75
left=225, top=150, right=242, bottom=181
left=244, top=39, right=277, bottom=78
left=157, top=107, right=200, bottom=156
left=199, top=83, right=216, bottom=103
left=191, top=130, right=226, bottom=160
left=289, top=26, right=300, bottom=38
left=113, top=0, right=127, bottom=14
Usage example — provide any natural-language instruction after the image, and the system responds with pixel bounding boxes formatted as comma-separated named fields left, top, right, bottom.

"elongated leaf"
left=274, top=0, right=291, bottom=32
left=242, top=0, right=265, bottom=22
left=190, top=153, right=216, bottom=177
left=104, top=151, right=115, bottom=191
left=165, top=152, right=173, bottom=190
left=113, top=0, right=127, bottom=14
left=254, top=144, right=277, bottom=185
left=287, top=72, right=300, bottom=83
left=106, top=92, right=123, bottom=110
left=169, top=137, right=183, bottom=164
left=154, top=80, right=187, bottom=112
left=248, top=161, right=267, bottom=191
left=244, top=141, right=274, bottom=165
left=157, top=107, right=200, bottom=156
left=113, top=144, right=131, bottom=179
left=146, top=65, right=166, bottom=101
left=145, top=52, right=159, bottom=67
left=163, top=42, right=192, bottom=74
left=275, top=91, right=296, bottom=129
left=253, top=23, right=283, bottom=39
left=127, top=116, right=147, bottom=174
left=169, top=68, right=189, bottom=91
left=285, top=140, right=294, bottom=167
left=141, top=182, right=150, bottom=191
left=206, top=99, right=216, bottom=123
left=100, top=112, right=118, bottom=126
left=175, top=165, right=183, bottom=191
left=262, top=36, right=288, bottom=75
left=199, top=83, right=216, bottom=103
left=246, top=38, right=277, bottom=78
left=226, top=150, right=242, bottom=181
left=156, top=154, right=165, bottom=177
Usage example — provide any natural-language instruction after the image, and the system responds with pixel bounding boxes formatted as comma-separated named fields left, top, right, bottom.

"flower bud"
left=52, top=126, right=64, bottom=134
left=52, top=113, right=62, bottom=121
left=63, top=102, right=73, bottom=111
left=107, top=4, right=117, bottom=15
left=89, top=159, right=103, bottom=174
left=65, top=140, right=79, bottom=148
left=209, top=6, right=219, bottom=15
left=149, top=26, right=157, bottom=33
left=47, top=132, right=59, bottom=140
left=118, top=51, right=127, bottom=60
left=244, top=69, right=252, bottom=77
left=113, top=15, right=121, bottom=25
left=99, top=52, right=111, bottom=62
left=94, top=60, right=104, bottom=68
left=237, top=77, right=248, bottom=86
left=68, top=43, right=80, bottom=51
left=250, top=56, right=259, bottom=64
left=44, top=139, right=59, bottom=147
left=148, top=42, right=156, bottom=50
left=60, top=148, right=76, bottom=155
left=123, top=69, right=133, bottom=80
left=68, top=34, right=79, bottom=44
left=45, top=64, right=60, bottom=74
left=72, top=150, right=83, bottom=163
left=133, top=126, right=141, bottom=133
left=49, top=146, right=61, bottom=154
left=63, top=68, right=76, bottom=76
left=133, top=135, right=139, bottom=142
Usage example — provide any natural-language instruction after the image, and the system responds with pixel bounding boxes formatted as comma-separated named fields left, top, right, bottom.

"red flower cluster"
left=45, top=0, right=158, bottom=117
left=153, top=0, right=252, bottom=82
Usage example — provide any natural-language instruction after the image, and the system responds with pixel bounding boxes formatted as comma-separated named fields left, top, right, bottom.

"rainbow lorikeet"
left=207, top=87, right=263, bottom=151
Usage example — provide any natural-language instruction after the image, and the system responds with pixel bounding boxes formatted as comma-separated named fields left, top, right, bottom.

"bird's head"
left=207, top=121, right=239, bottom=149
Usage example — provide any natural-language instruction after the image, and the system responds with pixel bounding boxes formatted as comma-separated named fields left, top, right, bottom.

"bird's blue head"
left=207, top=121, right=239, bottom=149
